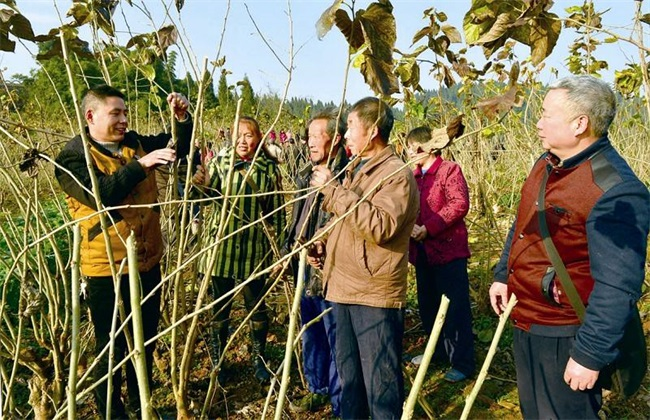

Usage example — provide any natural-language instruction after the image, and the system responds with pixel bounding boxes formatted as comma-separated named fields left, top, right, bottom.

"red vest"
left=507, top=156, right=604, bottom=330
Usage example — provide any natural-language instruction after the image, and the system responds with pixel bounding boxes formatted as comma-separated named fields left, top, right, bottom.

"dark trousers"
left=333, top=303, right=404, bottom=420
left=211, top=275, right=268, bottom=325
left=414, top=256, right=475, bottom=376
left=301, top=293, right=341, bottom=416
left=86, top=264, right=161, bottom=416
left=513, top=328, right=602, bottom=419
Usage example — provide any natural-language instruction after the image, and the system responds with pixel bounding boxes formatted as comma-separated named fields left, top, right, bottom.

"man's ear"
left=85, top=109, right=94, bottom=124
left=574, top=115, right=589, bottom=136
left=370, top=125, right=379, bottom=141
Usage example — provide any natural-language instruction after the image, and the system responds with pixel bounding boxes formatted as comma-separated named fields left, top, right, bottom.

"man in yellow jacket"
left=55, top=85, right=192, bottom=418
left=309, top=97, right=419, bottom=419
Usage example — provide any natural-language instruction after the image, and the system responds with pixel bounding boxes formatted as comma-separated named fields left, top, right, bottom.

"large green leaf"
left=395, top=57, right=420, bottom=90
left=140, top=63, right=155, bottom=81
left=475, top=12, right=515, bottom=44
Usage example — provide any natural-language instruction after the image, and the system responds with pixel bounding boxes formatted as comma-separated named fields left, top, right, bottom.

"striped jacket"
left=198, top=149, right=286, bottom=279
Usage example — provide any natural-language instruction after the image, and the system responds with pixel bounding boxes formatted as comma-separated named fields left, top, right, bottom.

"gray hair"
left=309, top=107, right=347, bottom=144
left=548, top=76, right=617, bottom=138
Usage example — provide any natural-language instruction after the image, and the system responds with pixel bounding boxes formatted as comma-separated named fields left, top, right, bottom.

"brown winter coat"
left=317, top=146, right=419, bottom=309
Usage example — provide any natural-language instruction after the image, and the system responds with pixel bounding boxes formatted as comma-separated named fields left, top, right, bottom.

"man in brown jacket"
left=309, top=97, right=419, bottom=419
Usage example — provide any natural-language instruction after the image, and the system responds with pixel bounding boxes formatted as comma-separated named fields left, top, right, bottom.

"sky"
left=0, top=0, right=646, bottom=103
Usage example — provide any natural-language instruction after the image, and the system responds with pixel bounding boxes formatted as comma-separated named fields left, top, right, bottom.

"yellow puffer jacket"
left=55, top=123, right=192, bottom=277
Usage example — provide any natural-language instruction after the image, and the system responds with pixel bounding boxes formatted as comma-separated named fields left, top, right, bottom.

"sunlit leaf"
left=441, top=24, right=462, bottom=43
left=475, top=12, right=514, bottom=44
left=411, top=26, right=432, bottom=46
left=463, top=2, right=498, bottom=44
left=140, top=63, right=156, bottom=81
left=418, top=114, right=464, bottom=152
left=212, top=56, right=226, bottom=67
left=615, top=65, right=642, bottom=98
left=316, top=0, right=344, bottom=40
left=0, top=7, right=13, bottom=23
left=67, top=2, right=92, bottom=26
left=395, top=57, right=420, bottom=89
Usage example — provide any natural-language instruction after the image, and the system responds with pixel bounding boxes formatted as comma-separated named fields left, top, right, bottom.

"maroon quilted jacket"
left=409, top=156, right=471, bottom=266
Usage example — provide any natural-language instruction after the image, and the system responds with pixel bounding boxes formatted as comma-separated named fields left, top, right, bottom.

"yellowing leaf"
left=441, top=24, right=462, bottom=43
left=334, top=8, right=364, bottom=51
left=316, top=0, right=344, bottom=40
left=359, top=1, right=396, bottom=61
left=359, top=55, right=399, bottom=96
left=157, top=24, right=178, bottom=53
left=140, top=64, right=156, bottom=82
left=475, top=12, right=515, bottom=44
left=419, top=114, right=465, bottom=152
left=474, top=84, right=519, bottom=119
left=411, top=26, right=432, bottom=46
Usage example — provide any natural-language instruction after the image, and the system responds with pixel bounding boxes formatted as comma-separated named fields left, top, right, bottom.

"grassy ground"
left=78, top=271, right=648, bottom=420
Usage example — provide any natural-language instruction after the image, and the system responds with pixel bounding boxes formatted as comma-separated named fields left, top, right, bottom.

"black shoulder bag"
left=537, top=167, right=647, bottom=398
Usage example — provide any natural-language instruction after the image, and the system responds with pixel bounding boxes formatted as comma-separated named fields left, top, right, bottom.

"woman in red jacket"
left=406, top=126, right=475, bottom=382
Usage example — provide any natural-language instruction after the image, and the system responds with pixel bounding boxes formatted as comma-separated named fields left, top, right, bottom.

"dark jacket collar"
left=546, top=136, right=611, bottom=169
left=297, top=146, right=350, bottom=180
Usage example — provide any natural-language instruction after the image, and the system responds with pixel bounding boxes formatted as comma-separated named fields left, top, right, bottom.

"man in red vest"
left=490, top=76, right=649, bottom=419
